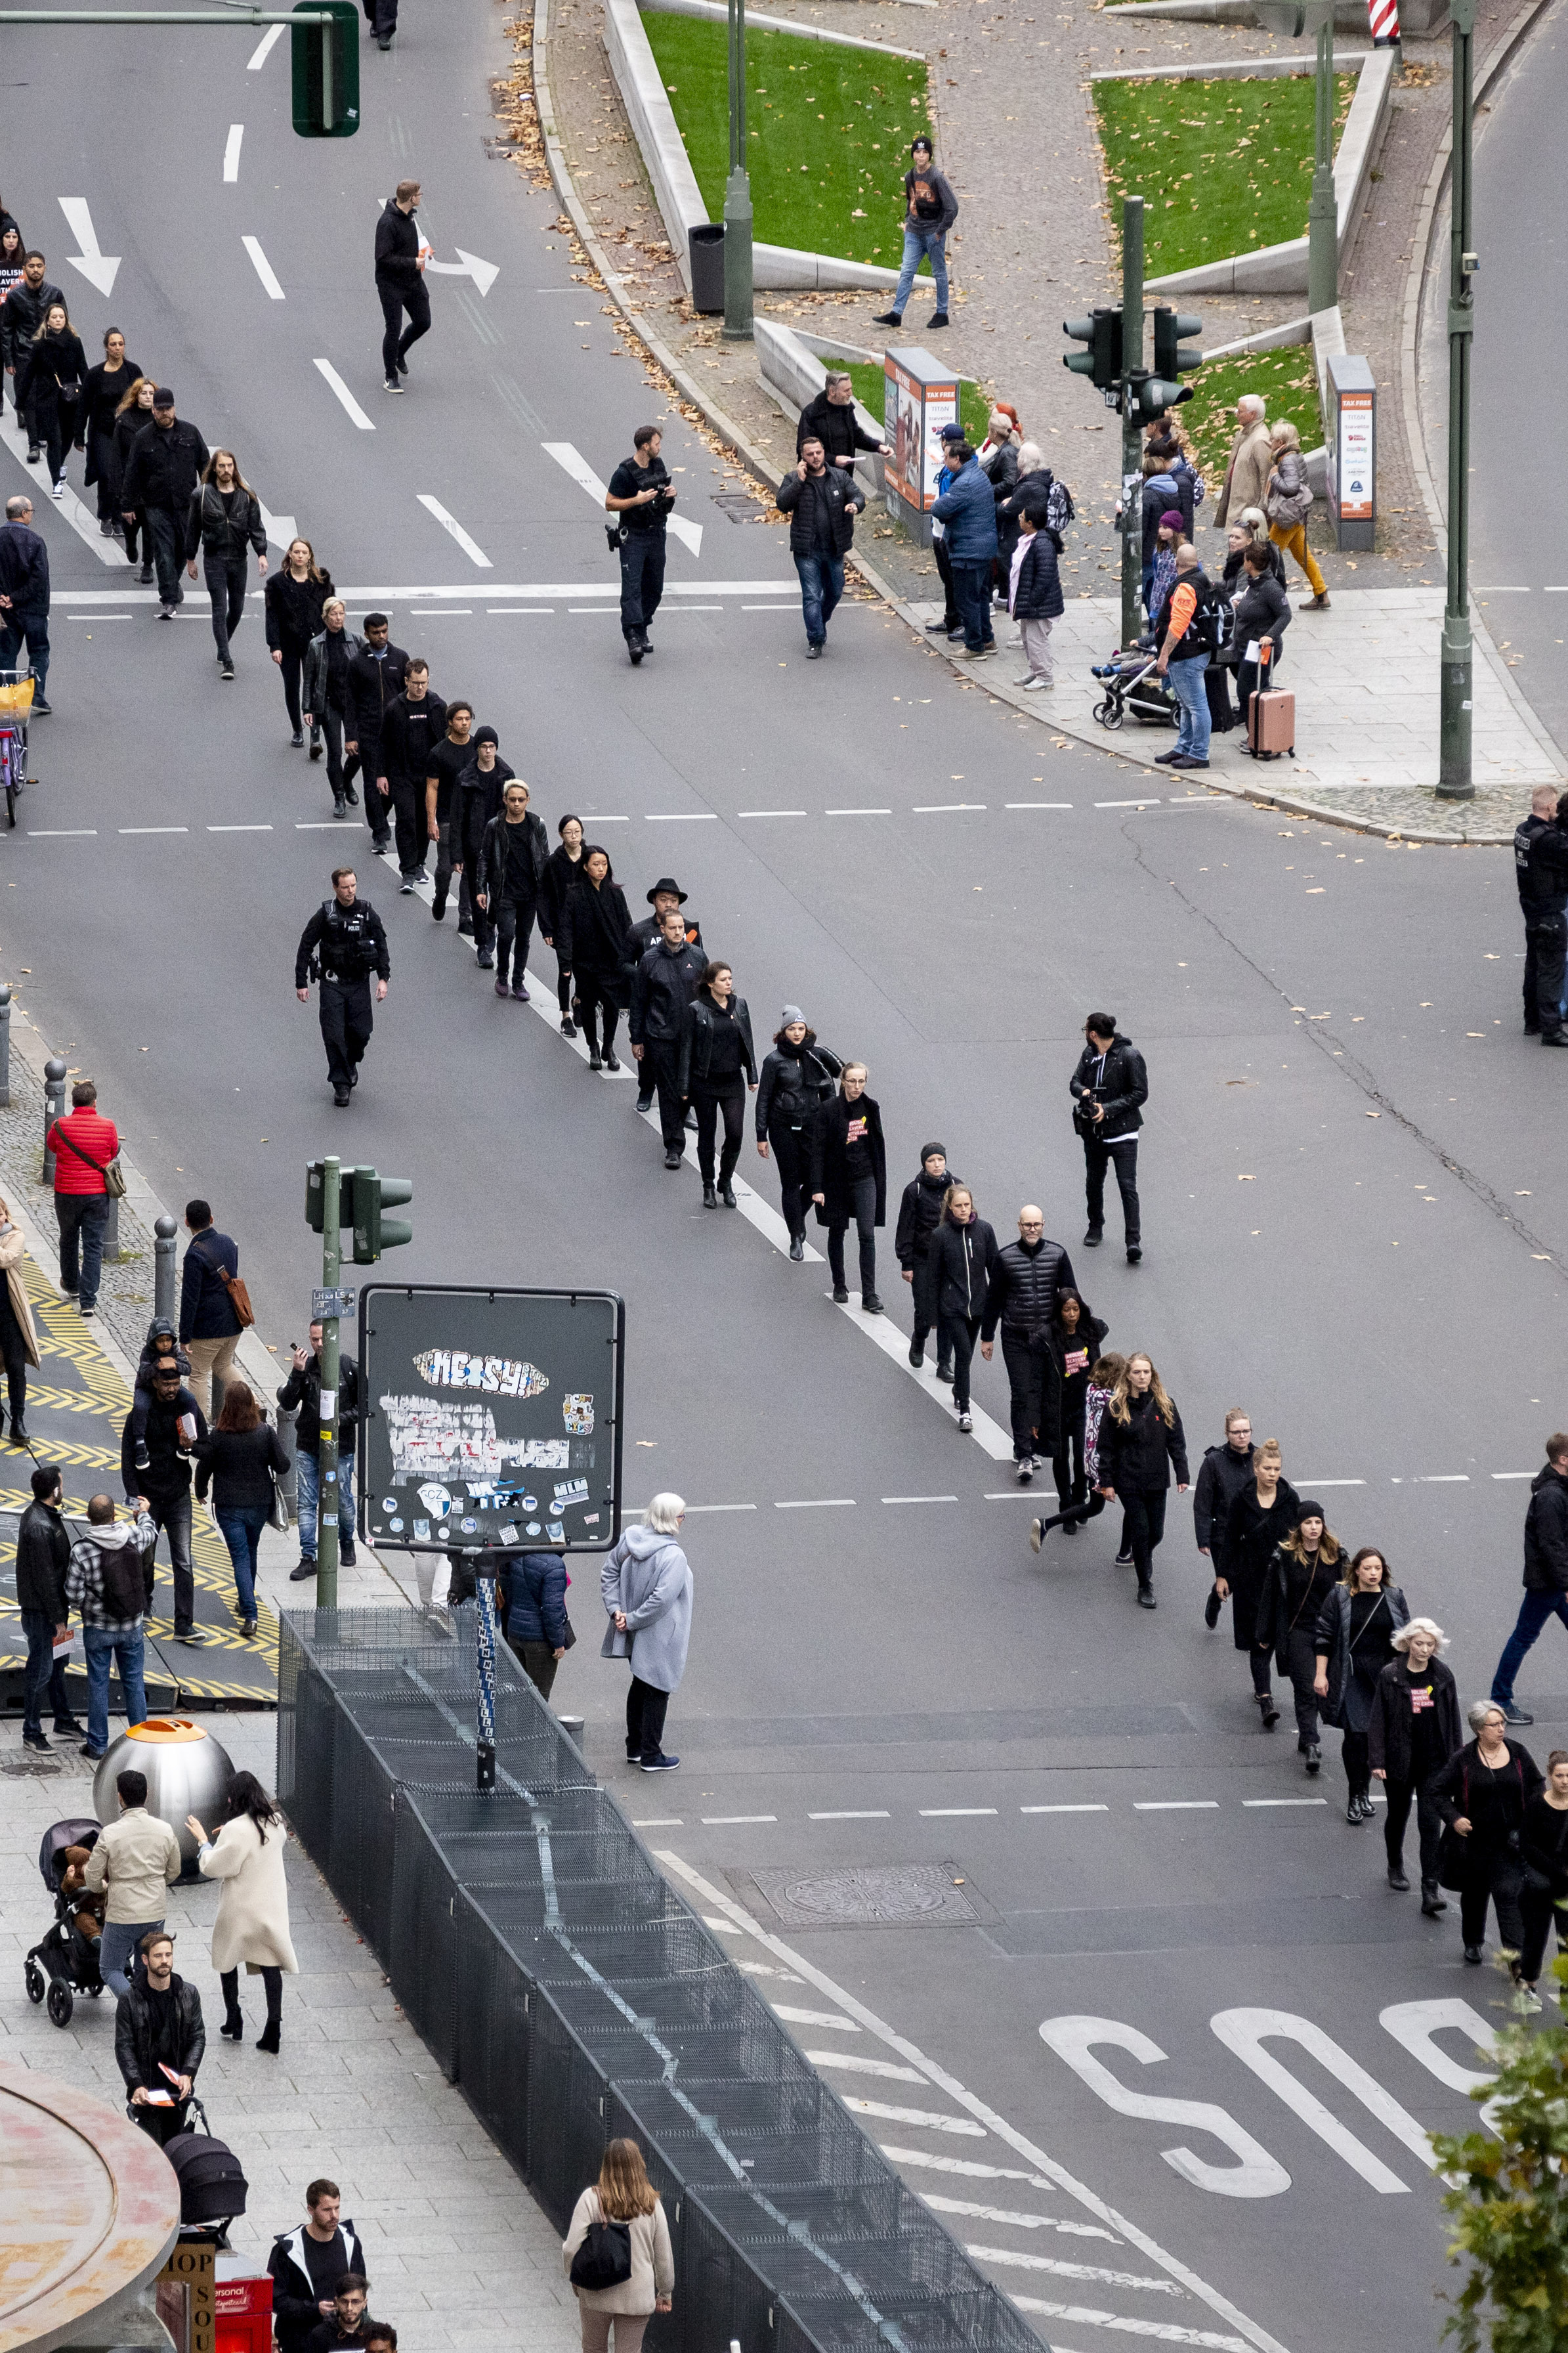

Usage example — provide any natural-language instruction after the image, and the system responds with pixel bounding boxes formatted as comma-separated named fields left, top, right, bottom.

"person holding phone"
left=119, top=1358, right=207, bottom=1644
left=114, top=1928, right=205, bottom=2145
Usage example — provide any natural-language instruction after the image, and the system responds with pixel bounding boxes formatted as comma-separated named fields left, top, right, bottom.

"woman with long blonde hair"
left=563, top=2139, right=673, bottom=2353
left=1095, top=1352, right=1188, bottom=1608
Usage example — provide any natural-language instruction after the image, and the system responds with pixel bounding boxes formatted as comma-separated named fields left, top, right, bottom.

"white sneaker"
left=1021, top=676, right=1054, bottom=691
left=1028, top=1518, right=1044, bottom=1553
left=1514, top=1985, right=1543, bottom=2014
left=51, top=479, right=66, bottom=502
left=958, top=1411, right=973, bottom=1432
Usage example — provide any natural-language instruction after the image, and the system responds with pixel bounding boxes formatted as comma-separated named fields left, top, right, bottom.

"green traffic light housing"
left=352, top=1167, right=414, bottom=1264
left=1063, top=308, right=1123, bottom=393
left=1151, top=305, right=1204, bottom=386
left=306, top=1160, right=362, bottom=1231
left=1139, top=376, right=1193, bottom=418
left=292, top=0, right=360, bottom=137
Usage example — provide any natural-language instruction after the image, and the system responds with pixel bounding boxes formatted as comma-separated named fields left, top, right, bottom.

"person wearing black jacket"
left=120, top=390, right=210, bottom=618
left=634, top=910, right=707, bottom=1165
left=477, top=779, right=549, bottom=1003
left=179, top=1199, right=243, bottom=1419
left=1514, top=786, right=1568, bottom=1045
left=302, top=602, right=362, bottom=816
left=1255, top=1508, right=1344, bottom=1772
left=1433, top=1705, right=1544, bottom=1964
left=18, top=1461, right=79, bottom=1751
left=1009, top=506, right=1063, bottom=689
left=295, top=867, right=391, bottom=1106
left=755, top=1009, right=841, bottom=1255
left=0, top=491, right=52, bottom=712
left=502, top=1546, right=572, bottom=1698
left=375, top=182, right=429, bottom=391
left=194, top=1382, right=289, bottom=1637
left=1231, top=541, right=1291, bottom=733
left=1048, top=1289, right=1108, bottom=1526
left=451, top=729, right=513, bottom=964
left=184, top=450, right=268, bottom=678
left=18, top=301, right=87, bottom=500
left=423, top=700, right=472, bottom=925
left=1070, top=1016, right=1148, bottom=1262
left=114, top=378, right=156, bottom=578
left=279, top=1326, right=361, bottom=1581
left=1314, top=1545, right=1409, bottom=1817
left=119, top=1363, right=207, bottom=1642
left=1491, top=1436, right=1568, bottom=1723
left=540, top=813, right=584, bottom=1029
left=1217, top=1438, right=1298, bottom=1723
left=979, top=1209, right=1076, bottom=1480
left=562, top=846, right=633, bottom=1066
left=776, top=439, right=864, bottom=657
left=795, top=376, right=889, bottom=471
left=1517, top=1750, right=1568, bottom=2002
left=678, top=962, right=757, bottom=1206
left=605, top=423, right=674, bottom=663
left=1, top=255, right=65, bottom=454
left=1194, top=1411, right=1254, bottom=1630
left=267, top=539, right=335, bottom=752
left=927, top=1185, right=998, bottom=1432
left=343, top=616, right=408, bottom=836
left=811, top=1066, right=887, bottom=1310
left=116, top=1928, right=205, bottom=2145
left=375, top=664, right=446, bottom=888
left=1368, top=1617, right=1461, bottom=1913
left=269, top=2189, right=367, bottom=2353
left=625, top=877, right=704, bottom=1104
left=1095, top=1354, right=1189, bottom=1605
left=81, top=330, right=141, bottom=536
left=895, top=1145, right=959, bottom=1374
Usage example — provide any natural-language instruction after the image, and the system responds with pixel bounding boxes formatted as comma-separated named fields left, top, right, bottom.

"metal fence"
left=278, top=1608, right=1039, bottom=2353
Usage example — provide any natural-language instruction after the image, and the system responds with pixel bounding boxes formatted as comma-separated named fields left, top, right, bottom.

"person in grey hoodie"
left=601, top=1493, right=692, bottom=1772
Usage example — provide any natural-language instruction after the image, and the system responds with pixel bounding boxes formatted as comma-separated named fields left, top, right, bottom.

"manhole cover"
left=713, top=494, right=766, bottom=523
left=748, top=1863, right=977, bottom=1928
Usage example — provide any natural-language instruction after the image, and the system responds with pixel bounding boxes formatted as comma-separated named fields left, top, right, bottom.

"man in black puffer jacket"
left=776, top=437, right=864, bottom=659
left=895, top=1144, right=960, bottom=1377
left=796, top=374, right=889, bottom=472
left=120, top=390, right=209, bottom=620
left=1491, top=1435, right=1568, bottom=1723
left=979, top=1209, right=1076, bottom=1481
left=1070, top=1014, right=1149, bottom=1264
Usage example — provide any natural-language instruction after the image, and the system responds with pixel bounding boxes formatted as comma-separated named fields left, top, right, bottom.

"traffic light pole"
left=1307, top=16, right=1337, bottom=317
left=1120, top=196, right=1145, bottom=649
left=317, top=1156, right=341, bottom=1613
left=1437, top=0, right=1475, bottom=800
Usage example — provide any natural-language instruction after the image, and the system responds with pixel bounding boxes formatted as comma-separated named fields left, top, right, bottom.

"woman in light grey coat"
left=602, top=1492, right=692, bottom=1775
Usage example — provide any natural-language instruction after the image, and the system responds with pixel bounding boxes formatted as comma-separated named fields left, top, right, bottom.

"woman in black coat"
left=114, top=377, right=157, bottom=578
left=1368, top=1617, right=1461, bottom=1913
left=265, top=538, right=335, bottom=751
left=1216, top=1438, right=1299, bottom=1726
left=193, top=1381, right=288, bottom=1639
left=81, top=328, right=142, bottom=536
left=1313, top=1545, right=1410, bottom=1823
left=1232, top=543, right=1292, bottom=731
left=562, top=846, right=633, bottom=1071
left=809, top=1066, right=887, bottom=1314
left=1431, top=1702, right=1544, bottom=1967
left=19, top=302, right=87, bottom=500
left=677, top=961, right=757, bottom=1209
left=1045, top=1289, right=1107, bottom=1526
left=540, top=813, right=585, bottom=1035
left=1254, top=1507, right=1344, bottom=1775
left=1518, top=1748, right=1568, bottom=2004
left=755, top=1011, right=841, bottom=1259
left=926, top=1184, right=998, bottom=1433
left=1095, top=1353, right=1188, bottom=1607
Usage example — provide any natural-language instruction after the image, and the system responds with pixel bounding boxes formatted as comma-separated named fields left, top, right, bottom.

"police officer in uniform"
left=604, top=424, right=676, bottom=666
left=1514, top=784, right=1568, bottom=1046
left=295, top=867, right=391, bottom=1106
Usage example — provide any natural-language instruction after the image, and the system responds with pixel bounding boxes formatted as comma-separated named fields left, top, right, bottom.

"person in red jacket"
left=47, top=1079, right=118, bottom=1317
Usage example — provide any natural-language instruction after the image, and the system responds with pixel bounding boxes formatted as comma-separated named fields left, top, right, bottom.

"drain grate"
left=748, top=1861, right=978, bottom=1928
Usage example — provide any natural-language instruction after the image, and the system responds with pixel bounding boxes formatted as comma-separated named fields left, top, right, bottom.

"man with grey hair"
left=1214, top=393, right=1271, bottom=530
left=601, top=1494, right=691, bottom=1772
left=796, top=374, right=890, bottom=473
left=0, top=488, right=51, bottom=712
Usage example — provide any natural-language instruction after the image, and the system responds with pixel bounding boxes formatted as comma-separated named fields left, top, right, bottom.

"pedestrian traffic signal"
left=1144, top=307, right=1203, bottom=413
left=306, top=1161, right=361, bottom=1232
left=292, top=0, right=360, bottom=138
left=352, top=1167, right=413, bottom=1263
left=1063, top=309, right=1123, bottom=393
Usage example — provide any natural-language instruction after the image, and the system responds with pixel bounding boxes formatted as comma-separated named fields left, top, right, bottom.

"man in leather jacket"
left=1070, top=1013, right=1149, bottom=1263
left=116, top=1928, right=205, bottom=2144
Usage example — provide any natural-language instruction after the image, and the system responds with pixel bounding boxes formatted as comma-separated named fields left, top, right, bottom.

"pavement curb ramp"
left=530, top=0, right=1519, bottom=846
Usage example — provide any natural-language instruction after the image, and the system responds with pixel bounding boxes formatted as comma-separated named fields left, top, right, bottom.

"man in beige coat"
left=86, top=1764, right=182, bottom=1998
left=1214, top=395, right=1272, bottom=529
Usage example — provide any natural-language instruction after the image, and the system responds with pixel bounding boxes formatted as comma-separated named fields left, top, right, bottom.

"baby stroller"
left=25, top=1817, right=107, bottom=2027
left=1090, top=646, right=1178, bottom=733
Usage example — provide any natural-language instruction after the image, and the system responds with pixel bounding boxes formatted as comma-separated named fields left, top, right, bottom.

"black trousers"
left=146, top=506, right=184, bottom=607
left=940, top=1310, right=982, bottom=1412
left=1523, top=908, right=1568, bottom=1031
left=1460, top=1855, right=1524, bottom=1952
left=496, top=894, right=536, bottom=989
left=1281, top=1628, right=1321, bottom=1748
left=354, top=733, right=391, bottom=847
left=627, top=1674, right=669, bottom=1763
left=319, top=706, right=347, bottom=800
left=694, top=1075, right=744, bottom=1186
left=391, top=779, right=427, bottom=879
left=432, top=820, right=456, bottom=917
left=1342, top=1727, right=1370, bottom=1797
left=1000, top=1329, right=1046, bottom=1462
left=1053, top=1422, right=1087, bottom=1516
left=575, top=971, right=622, bottom=1056
left=553, top=948, right=573, bottom=1015
left=619, top=530, right=666, bottom=641
left=933, top=536, right=960, bottom=632
left=33, top=389, right=77, bottom=485
left=1120, top=1486, right=1168, bottom=1587
left=1383, top=1777, right=1444, bottom=1881
left=91, top=428, right=122, bottom=523
left=124, top=506, right=150, bottom=567
left=365, top=0, right=398, bottom=27
left=378, top=276, right=430, bottom=379
left=647, top=1037, right=685, bottom=1150
left=827, top=1173, right=878, bottom=1297
left=320, top=976, right=373, bottom=1090
left=768, top=1121, right=811, bottom=1239
left=0, top=1284, right=28, bottom=1424
left=1519, top=1880, right=1568, bottom=1982
left=203, top=555, right=247, bottom=662
left=910, top=1255, right=940, bottom=1354
left=278, top=643, right=307, bottom=735
left=221, top=1964, right=282, bottom=2027
left=1084, top=1136, right=1139, bottom=1245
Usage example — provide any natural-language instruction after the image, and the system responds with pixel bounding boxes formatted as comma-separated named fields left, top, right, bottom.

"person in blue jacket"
left=930, top=443, right=997, bottom=658
left=502, top=1545, right=572, bottom=1700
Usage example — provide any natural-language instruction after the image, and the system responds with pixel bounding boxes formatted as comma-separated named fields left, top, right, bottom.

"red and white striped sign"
left=1368, top=0, right=1399, bottom=43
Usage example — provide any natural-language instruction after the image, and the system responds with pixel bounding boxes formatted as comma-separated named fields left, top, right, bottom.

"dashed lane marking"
left=247, top=21, right=284, bottom=64
left=314, top=359, right=375, bottom=431
left=224, top=125, right=244, bottom=181
left=242, top=235, right=284, bottom=299
left=417, top=494, right=492, bottom=569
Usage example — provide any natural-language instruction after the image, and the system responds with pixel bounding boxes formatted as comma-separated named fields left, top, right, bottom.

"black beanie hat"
left=920, top=1142, right=946, bottom=1164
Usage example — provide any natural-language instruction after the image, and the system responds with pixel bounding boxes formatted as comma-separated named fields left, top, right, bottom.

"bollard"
left=41, top=1057, right=66, bottom=1186
left=103, top=1194, right=120, bottom=1265
left=0, top=982, right=11, bottom=1110
left=275, top=1398, right=299, bottom=1511
left=154, top=1215, right=178, bottom=1324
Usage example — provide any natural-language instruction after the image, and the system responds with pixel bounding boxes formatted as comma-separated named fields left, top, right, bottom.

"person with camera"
left=294, top=867, right=391, bottom=1108
left=604, top=424, right=675, bottom=666
left=1069, top=1014, right=1148, bottom=1264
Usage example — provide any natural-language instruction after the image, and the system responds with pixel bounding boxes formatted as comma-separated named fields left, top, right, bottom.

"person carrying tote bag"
left=564, top=2140, right=673, bottom=2353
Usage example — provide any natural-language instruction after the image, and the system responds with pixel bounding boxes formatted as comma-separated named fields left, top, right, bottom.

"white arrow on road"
left=423, top=248, right=500, bottom=297
left=543, top=440, right=703, bottom=560
left=260, top=502, right=297, bottom=555
left=59, top=198, right=121, bottom=297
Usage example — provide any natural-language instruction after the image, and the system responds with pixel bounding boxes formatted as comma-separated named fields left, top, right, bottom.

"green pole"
left=1437, top=0, right=1475, bottom=798
left=1120, top=196, right=1144, bottom=649
left=1306, top=16, right=1337, bottom=316
left=721, top=0, right=753, bottom=341
left=316, top=1157, right=341, bottom=1612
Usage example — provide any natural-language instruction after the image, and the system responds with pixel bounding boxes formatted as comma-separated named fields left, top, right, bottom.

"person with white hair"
left=1368, top=1614, right=1462, bottom=1914
left=1431, top=1701, right=1544, bottom=1968
left=601, top=1495, right=692, bottom=1773
left=1213, top=393, right=1272, bottom=530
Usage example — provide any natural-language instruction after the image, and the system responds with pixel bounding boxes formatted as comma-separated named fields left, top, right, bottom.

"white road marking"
left=887, top=2151, right=1122, bottom=2226
left=843, top=2098, right=987, bottom=2136
left=59, top=198, right=119, bottom=295
left=0, top=409, right=119, bottom=564
left=541, top=439, right=704, bottom=557
left=682, top=1502, right=757, bottom=1513
left=1242, top=1798, right=1326, bottom=1809
left=487, top=607, right=553, bottom=615
left=30, top=829, right=96, bottom=836
left=1493, top=1471, right=1533, bottom=1479
left=1022, top=1803, right=1109, bottom=1815
left=423, top=248, right=501, bottom=297
left=920, top=1807, right=997, bottom=1817
left=826, top=806, right=892, bottom=816
left=119, top=826, right=188, bottom=834
left=1296, top=1478, right=1365, bottom=1487
left=1007, top=800, right=1073, bottom=810
left=1039, top=2019, right=1290, bottom=2203
left=417, top=494, right=492, bottom=568
left=412, top=608, right=473, bottom=616
left=224, top=125, right=244, bottom=182
left=247, top=21, right=284, bottom=65
left=314, top=360, right=375, bottom=431
left=984, top=1490, right=1042, bottom=1500
left=1210, top=2008, right=1433, bottom=2192
left=738, top=809, right=807, bottom=817
left=242, top=235, right=285, bottom=299
left=881, top=1494, right=958, bottom=1504
left=807, top=1811, right=891, bottom=1822
left=700, top=1815, right=777, bottom=1824
left=1009, top=2299, right=1249, bottom=2350
left=914, top=802, right=986, bottom=813
left=1378, top=1998, right=1498, bottom=2109
left=967, top=2245, right=1181, bottom=2296
left=631, top=1817, right=683, bottom=1826
left=1134, top=1802, right=1218, bottom=1811
left=207, top=824, right=272, bottom=832
left=1095, top=798, right=1160, bottom=809
left=1414, top=1473, right=1469, bottom=1483
left=775, top=1497, right=857, bottom=1509
left=772, top=2004, right=861, bottom=2029
left=645, top=811, right=717, bottom=820
left=808, top=2050, right=927, bottom=2084
left=259, top=503, right=297, bottom=554
left=923, top=2195, right=1119, bottom=2241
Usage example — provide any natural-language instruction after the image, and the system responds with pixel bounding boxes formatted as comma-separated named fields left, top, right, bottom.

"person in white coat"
left=563, top=2138, right=673, bottom=2353
left=601, top=1493, right=692, bottom=1774
left=187, top=1769, right=298, bottom=2054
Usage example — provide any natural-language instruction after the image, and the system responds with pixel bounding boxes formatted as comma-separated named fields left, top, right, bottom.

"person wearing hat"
left=631, top=905, right=706, bottom=1165
left=1254, top=1503, right=1344, bottom=1777
left=625, top=879, right=704, bottom=1111
left=120, top=388, right=209, bottom=621
left=895, top=1144, right=960, bottom=1376
left=924, top=420, right=967, bottom=644
left=755, top=1010, right=842, bottom=1260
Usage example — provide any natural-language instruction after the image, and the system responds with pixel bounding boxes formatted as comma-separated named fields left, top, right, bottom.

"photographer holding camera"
left=1069, top=1014, right=1148, bottom=1265
left=604, top=423, right=675, bottom=668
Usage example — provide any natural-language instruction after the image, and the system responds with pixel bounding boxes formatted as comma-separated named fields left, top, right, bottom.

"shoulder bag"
left=51, top=1121, right=125, bottom=1200
left=192, top=1238, right=254, bottom=1329
left=568, top=2193, right=633, bottom=2291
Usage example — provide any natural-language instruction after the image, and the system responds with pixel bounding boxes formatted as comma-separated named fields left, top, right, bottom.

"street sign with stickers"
left=357, top=1284, right=624, bottom=1554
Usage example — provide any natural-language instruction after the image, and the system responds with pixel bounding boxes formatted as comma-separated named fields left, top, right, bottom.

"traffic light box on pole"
left=1063, top=308, right=1124, bottom=397
left=352, top=1168, right=413, bottom=1265
left=1145, top=306, right=1204, bottom=416
left=292, top=0, right=360, bottom=137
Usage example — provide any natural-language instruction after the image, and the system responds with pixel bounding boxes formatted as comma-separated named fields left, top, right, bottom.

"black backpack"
left=569, top=2216, right=633, bottom=2291
left=96, top=1532, right=148, bottom=1621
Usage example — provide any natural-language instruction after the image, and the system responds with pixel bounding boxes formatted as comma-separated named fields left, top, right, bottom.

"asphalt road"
left=1, top=8, right=1565, bottom=2351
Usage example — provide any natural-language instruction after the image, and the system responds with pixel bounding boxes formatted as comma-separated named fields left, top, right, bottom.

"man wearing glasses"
left=979, top=1207, right=1077, bottom=1484
left=0, top=492, right=51, bottom=714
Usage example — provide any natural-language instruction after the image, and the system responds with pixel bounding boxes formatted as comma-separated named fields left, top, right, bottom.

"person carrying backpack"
left=1152, top=544, right=1221, bottom=772
left=64, top=1492, right=157, bottom=1761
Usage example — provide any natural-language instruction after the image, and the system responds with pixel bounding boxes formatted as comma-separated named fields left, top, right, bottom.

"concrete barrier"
left=755, top=316, right=887, bottom=492
left=641, top=0, right=927, bottom=62
left=1105, top=0, right=1445, bottom=26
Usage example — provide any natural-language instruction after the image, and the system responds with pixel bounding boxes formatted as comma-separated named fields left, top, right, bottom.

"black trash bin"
left=689, top=223, right=725, bottom=316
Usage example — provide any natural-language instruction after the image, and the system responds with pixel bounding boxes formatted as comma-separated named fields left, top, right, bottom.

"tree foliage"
left=1434, top=1972, right=1568, bottom=2353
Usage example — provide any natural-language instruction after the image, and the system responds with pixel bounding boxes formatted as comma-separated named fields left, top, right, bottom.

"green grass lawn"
left=1179, top=346, right=1324, bottom=480
left=644, top=12, right=933, bottom=265
left=843, top=359, right=992, bottom=448
left=1093, top=72, right=1355, bottom=277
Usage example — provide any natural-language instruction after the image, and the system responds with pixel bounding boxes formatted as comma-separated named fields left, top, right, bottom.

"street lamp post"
left=1120, top=196, right=1144, bottom=649
left=1437, top=0, right=1477, bottom=799
left=1307, top=12, right=1337, bottom=316
left=722, top=0, right=753, bottom=341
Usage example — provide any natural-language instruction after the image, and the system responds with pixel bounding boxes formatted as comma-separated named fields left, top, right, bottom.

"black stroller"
left=25, top=1817, right=107, bottom=2027
left=1090, top=645, right=1179, bottom=733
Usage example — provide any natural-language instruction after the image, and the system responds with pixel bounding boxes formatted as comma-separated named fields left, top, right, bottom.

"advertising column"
left=882, top=345, right=959, bottom=546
